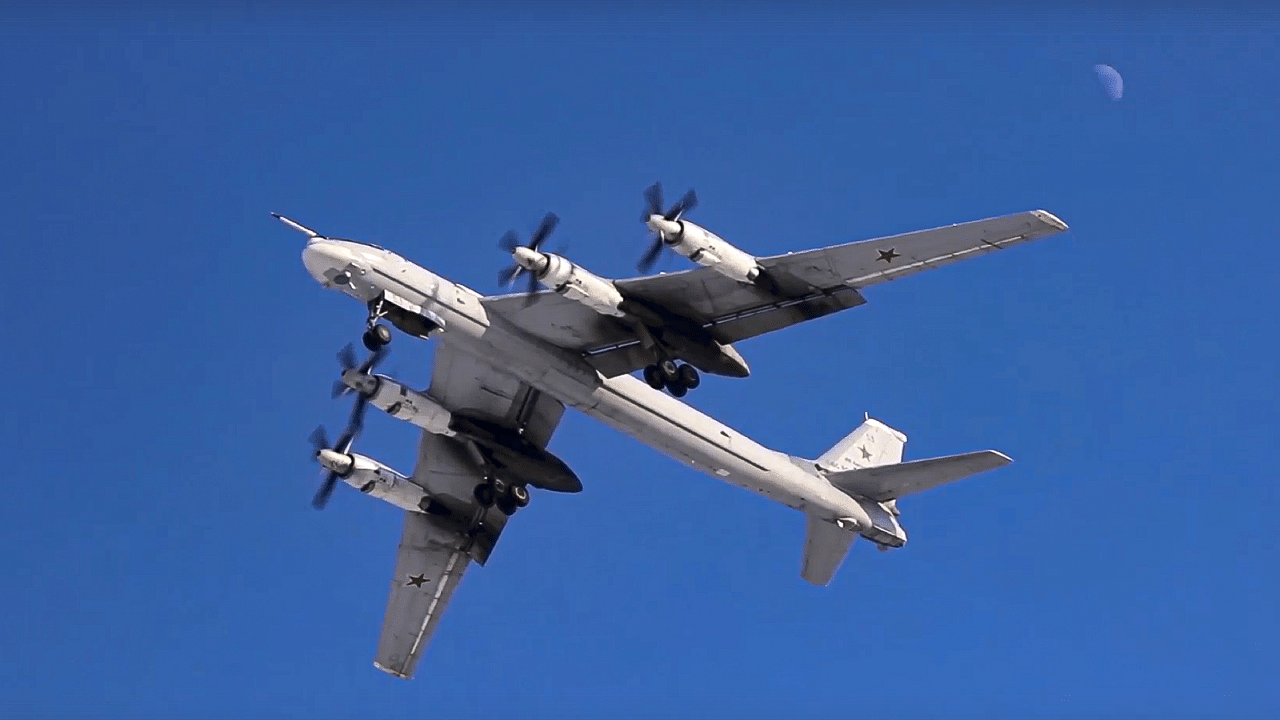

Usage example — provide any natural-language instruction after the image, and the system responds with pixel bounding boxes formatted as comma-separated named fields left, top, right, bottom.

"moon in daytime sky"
left=1094, top=64, right=1124, bottom=100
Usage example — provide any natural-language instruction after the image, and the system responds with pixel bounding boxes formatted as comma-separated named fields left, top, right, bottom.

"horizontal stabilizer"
left=824, top=450, right=1011, bottom=502
left=801, top=514, right=857, bottom=586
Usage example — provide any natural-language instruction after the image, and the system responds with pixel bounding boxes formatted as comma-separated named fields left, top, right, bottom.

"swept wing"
left=482, top=210, right=1067, bottom=376
left=373, top=341, right=566, bottom=678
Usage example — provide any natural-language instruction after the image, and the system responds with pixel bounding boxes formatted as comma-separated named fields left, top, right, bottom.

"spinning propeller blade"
left=348, top=394, right=370, bottom=433
left=528, top=212, right=559, bottom=252
left=498, top=230, right=520, bottom=254
left=523, top=270, right=538, bottom=306
left=357, top=345, right=389, bottom=375
left=637, top=181, right=698, bottom=273
left=667, top=188, right=698, bottom=221
left=642, top=181, right=664, bottom=222
left=497, top=212, right=561, bottom=306
left=308, top=425, right=329, bottom=459
left=313, top=471, right=339, bottom=510
left=334, top=427, right=356, bottom=454
left=337, top=344, right=357, bottom=373
left=637, top=239, right=665, bottom=274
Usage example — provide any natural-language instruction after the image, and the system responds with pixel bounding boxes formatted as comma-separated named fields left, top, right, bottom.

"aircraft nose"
left=301, top=240, right=353, bottom=285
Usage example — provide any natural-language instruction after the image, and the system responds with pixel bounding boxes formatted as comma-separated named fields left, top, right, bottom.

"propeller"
left=309, top=343, right=389, bottom=510
left=331, top=342, right=389, bottom=399
left=307, top=425, right=330, bottom=462
left=498, top=212, right=560, bottom=305
left=638, top=181, right=698, bottom=273
left=308, top=424, right=357, bottom=510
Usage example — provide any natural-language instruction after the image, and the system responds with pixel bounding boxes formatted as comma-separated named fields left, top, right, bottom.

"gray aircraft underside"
left=285, top=203, right=1069, bottom=679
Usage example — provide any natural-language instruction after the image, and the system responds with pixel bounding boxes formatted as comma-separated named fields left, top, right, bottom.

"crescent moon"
left=1093, top=64, right=1124, bottom=101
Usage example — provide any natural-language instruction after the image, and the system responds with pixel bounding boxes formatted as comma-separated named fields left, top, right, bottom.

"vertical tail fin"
left=815, top=414, right=907, bottom=472
left=797, top=416, right=906, bottom=585
left=807, top=415, right=910, bottom=562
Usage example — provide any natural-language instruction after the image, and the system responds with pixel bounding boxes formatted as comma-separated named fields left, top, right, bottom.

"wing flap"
left=703, top=285, right=867, bottom=345
left=582, top=339, right=651, bottom=378
left=825, top=450, right=1012, bottom=502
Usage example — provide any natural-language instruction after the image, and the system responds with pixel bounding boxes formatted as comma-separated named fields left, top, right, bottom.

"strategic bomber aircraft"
left=283, top=182, right=1068, bottom=679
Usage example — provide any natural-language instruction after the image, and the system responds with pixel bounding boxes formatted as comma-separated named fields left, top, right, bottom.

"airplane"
left=280, top=194, right=1068, bottom=679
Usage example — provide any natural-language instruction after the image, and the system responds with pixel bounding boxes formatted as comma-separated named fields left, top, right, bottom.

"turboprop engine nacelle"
left=513, top=246, right=626, bottom=317
left=647, top=217, right=763, bottom=286
left=316, top=449, right=429, bottom=513
left=342, top=372, right=456, bottom=437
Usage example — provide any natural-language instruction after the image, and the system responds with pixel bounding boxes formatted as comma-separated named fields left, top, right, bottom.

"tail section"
left=797, top=416, right=1013, bottom=584
left=815, top=414, right=906, bottom=472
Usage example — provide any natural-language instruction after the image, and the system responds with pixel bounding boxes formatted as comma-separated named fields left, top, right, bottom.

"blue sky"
left=2, top=6, right=1277, bottom=719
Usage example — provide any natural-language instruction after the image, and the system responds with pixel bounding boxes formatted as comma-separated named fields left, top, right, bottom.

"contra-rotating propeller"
left=331, top=342, right=389, bottom=403
left=498, top=212, right=560, bottom=305
left=307, top=424, right=358, bottom=510
left=637, top=181, right=698, bottom=273
left=308, top=343, right=389, bottom=510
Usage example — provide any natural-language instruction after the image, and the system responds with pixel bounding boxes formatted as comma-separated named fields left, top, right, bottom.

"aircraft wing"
left=374, top=503, right=475, bottom=679
left=754, top=209, right=1067, bottom=295
left=373, top=340, right=566, bottom=679
left=482, top=210, right=1067, bottom=377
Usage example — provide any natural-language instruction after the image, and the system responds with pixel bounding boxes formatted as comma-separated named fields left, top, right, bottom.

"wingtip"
left=373, top=660, right=412, bottom=679
left=1031, top=210, right=1069, bottom=232
left=987, top=450, right=1014, bottom=466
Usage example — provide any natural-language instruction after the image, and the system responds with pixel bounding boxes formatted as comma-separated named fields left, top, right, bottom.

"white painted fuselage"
left=301, top=238, right=874, bottom=532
